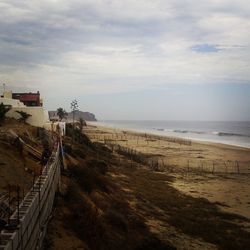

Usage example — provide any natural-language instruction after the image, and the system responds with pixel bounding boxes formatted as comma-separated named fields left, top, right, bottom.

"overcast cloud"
left=0, top=0, right=250, bottom=119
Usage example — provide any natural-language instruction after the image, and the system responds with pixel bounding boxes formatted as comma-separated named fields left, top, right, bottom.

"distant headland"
left=49, top=110, right=97, bottom=121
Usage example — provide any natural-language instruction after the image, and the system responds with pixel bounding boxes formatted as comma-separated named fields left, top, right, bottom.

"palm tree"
left=57, top=107, right=67, bottom=121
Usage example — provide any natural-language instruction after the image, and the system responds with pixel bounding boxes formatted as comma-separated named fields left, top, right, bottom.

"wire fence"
left=105, top=142, right=250, bottom=175
left=88, top=131, right=192, bottom=146
left=184, top=159, right=250, bottom=174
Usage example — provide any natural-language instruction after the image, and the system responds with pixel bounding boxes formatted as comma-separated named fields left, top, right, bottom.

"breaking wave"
left=173, top=130, right=206, bottom=134
left=212, top=132, right=248, bottom=137
left=163, top=129, right=248, bottom=137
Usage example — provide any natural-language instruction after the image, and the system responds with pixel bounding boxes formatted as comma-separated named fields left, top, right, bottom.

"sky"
left=0, top=0, right=250, bottom=121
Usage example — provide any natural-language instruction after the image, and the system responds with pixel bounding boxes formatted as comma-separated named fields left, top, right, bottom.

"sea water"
left=89, top=120, right=250, bottom=148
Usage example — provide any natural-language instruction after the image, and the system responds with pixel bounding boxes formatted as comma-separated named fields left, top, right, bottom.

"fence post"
left=236, top=161, right=240, bottom=174
left=224, top=161, right=228, bottom=174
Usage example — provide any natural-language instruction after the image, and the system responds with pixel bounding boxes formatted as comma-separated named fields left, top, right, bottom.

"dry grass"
left=48, top=133, right=175, bottom=250
left=57, top=162, right=175, bottom=250
left=68, top=163, right=111, bottom=194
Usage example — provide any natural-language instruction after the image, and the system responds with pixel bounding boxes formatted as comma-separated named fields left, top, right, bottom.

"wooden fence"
left=107, top=143, right=250, bottom=174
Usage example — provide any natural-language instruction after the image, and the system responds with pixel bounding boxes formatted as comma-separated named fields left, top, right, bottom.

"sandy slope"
left=0, top=119, right=43, bottom=195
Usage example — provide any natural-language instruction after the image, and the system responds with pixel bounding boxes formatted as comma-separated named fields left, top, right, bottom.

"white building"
left=0, top=90, right=50, bottom=127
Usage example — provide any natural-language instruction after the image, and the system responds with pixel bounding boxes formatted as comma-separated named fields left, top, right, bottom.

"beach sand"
left=83, top=124, right=250, bottom=221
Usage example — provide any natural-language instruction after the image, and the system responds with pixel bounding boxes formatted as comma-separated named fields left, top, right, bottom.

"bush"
left=16, top=110, right=32, bottom=122
left=78, top=117, right=86, bottom=131
left=136, top=236, right=176, bottom=250
left=93, top=142, right=112, bottom=154
left=73, top=148, right=86, bottom=159
left=66, top=123, right=93, bottom=147
left=87, top=159, right=108, bottom=175
left=69, top=164, right=109, bottom=194
left=63, top=144, right=86, bottom=159
left=104, top=208, right=128, bottom=232
left=37, top=127, right=46, bottom=139
left=127, top=214, right=147, bottom=230
left=65, top=183, right=106, bottom=250
left=63, top=143, right=72, bottom=155
left=64, top=182, right=81, bottom=202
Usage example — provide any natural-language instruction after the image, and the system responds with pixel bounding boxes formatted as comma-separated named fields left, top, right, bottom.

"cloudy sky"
left=0, top=0, right=250, bottom=120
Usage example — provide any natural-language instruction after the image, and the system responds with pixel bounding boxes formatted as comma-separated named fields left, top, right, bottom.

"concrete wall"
left=0, top=97, right=25, bottom=107
left=6, top=107, right=49, bottom=128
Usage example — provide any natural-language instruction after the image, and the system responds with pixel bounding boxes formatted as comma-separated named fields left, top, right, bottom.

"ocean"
left=89, top=120, right=250, bottom=148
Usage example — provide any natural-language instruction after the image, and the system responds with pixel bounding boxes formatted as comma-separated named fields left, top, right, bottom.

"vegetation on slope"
left=45, top=126, right=175, bottom=250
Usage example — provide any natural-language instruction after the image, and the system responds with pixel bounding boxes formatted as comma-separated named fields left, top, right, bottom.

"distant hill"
left=49, top=110, right=97, bottom=121
left=67, top=110, right=97, bottom=121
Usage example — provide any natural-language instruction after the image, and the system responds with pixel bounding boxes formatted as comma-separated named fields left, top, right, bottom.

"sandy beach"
left=83, top=124, right=250, bottom=221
